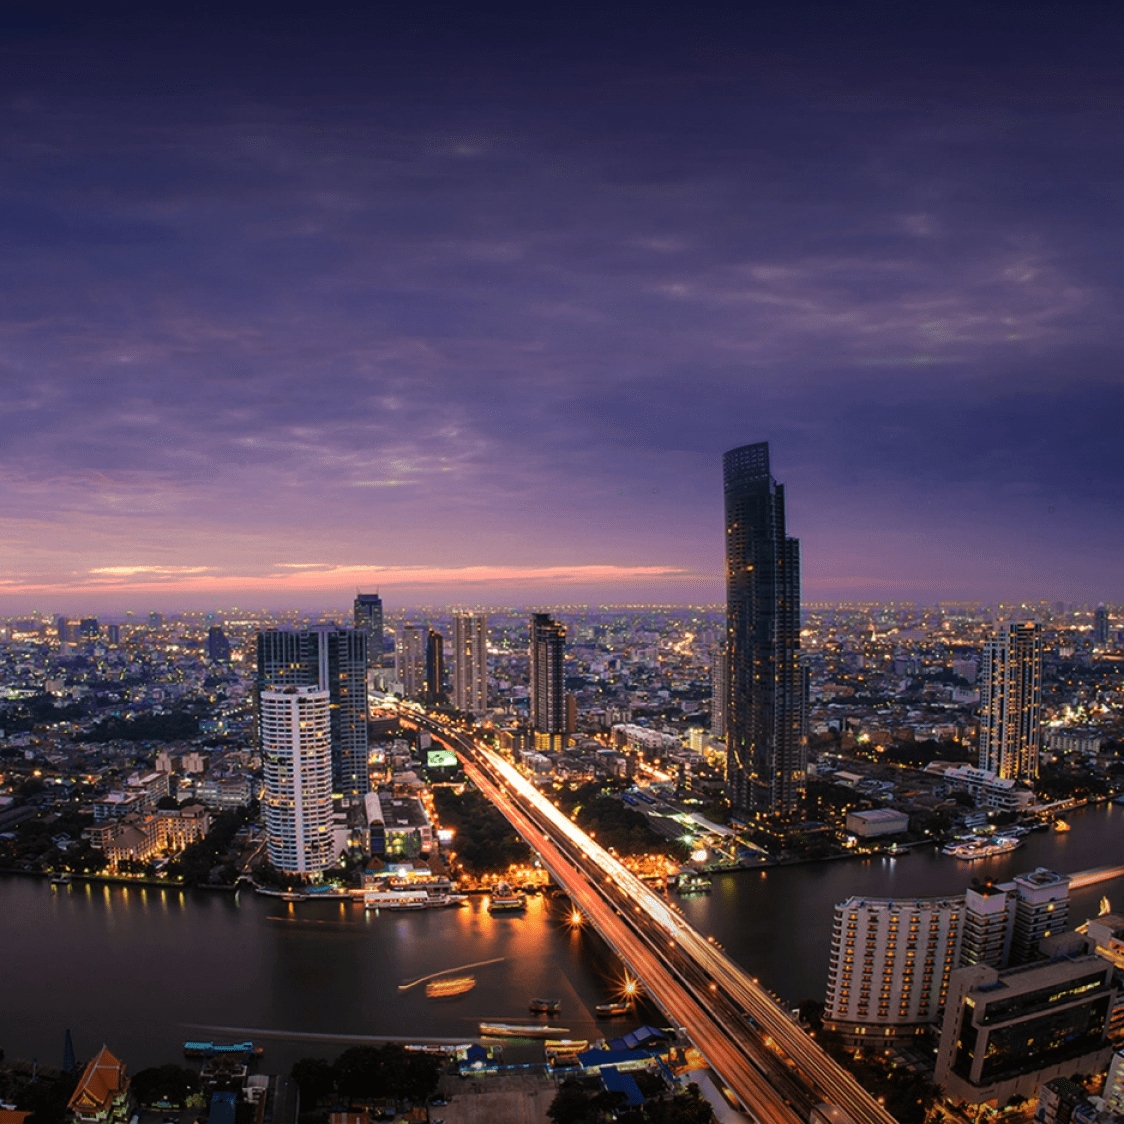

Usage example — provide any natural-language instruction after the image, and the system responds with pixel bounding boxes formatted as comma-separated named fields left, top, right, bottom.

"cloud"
left=0, top=3, right=1120, bottom=604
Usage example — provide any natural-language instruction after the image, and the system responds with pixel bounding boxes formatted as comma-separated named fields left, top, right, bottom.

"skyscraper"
left=979, top=621, right=1043, bottom=781
left=354, top=593, right=384, bottom=669
left=1095, top=603, right=1110, bottom=647
left=395, top=624, right=427, bottom=700
left=257, top=628, right=369, bottom=799
left=206, top=625, right=231, bottom=663
left=529, top=613, right=566, bottom=740
left=452, top=613, right=488, bottom=715
left=425, top=628, right=445, bottom=704
left=723, top=442, right=806, bottom=817
left=261, top=685, right=334, bottom=875
left=710, top=644, right=729, bottom=738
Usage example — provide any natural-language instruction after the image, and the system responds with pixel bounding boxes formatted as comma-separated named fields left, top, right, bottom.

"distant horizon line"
left=11, top=596, right=1113, bottom=621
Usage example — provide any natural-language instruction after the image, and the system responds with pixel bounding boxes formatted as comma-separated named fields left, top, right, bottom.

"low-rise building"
left=845, top=808, right=910, bottom=838
left=157, top=802, right=210, bottom=851
left=1035, top=1077, right=1092, bottom=1124
left=936, top=764, right=1034, bottom=812
left=935, top=950, right=1118, bottom=1104
left=67, top=1045, right=132, bottom=1124
left=368, top=792, right=432, bottom=858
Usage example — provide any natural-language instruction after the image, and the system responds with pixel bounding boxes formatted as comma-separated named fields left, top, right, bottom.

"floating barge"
left=183, top=1041, right=263, bottom=1059
left=479, top=1023, right=569, bottom=1038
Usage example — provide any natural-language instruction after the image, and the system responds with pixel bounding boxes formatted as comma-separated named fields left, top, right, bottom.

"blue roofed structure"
left=576, top=1048, right=652, bottom=1073
left=601, top=1067, right=646, bottom=1107
left=608, top=1026, right=668, bottom=1051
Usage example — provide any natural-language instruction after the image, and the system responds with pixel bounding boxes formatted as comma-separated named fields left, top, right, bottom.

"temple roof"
left=68, top=1046, right=129, bottom=1113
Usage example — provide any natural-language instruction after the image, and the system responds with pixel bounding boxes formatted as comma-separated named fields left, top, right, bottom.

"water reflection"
left=5, top=804, right=1122, bottom=1070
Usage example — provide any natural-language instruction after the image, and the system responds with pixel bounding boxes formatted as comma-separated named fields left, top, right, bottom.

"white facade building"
left=452, top=613, right=488, bottom=715
left=824, top=896, right=964, bottom=1044
left=261, top=685, right=334, bottom=876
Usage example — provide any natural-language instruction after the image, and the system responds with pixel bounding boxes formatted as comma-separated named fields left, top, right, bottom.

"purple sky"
left=1, top=1, right=1122, bottom=611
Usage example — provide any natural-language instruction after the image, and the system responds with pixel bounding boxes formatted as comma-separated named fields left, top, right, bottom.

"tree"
left=291, top=1058, right=335, bottom=1106
left=131, top=1065, right=199, bottom=1107
left=645, top=1087, right=714, bottom=1124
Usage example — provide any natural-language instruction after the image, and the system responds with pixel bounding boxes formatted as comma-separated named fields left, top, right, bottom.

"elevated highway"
left=412, top=715, right=898, bottom=1124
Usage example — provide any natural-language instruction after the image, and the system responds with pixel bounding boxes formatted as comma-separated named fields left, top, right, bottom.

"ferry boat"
left=942, top=836, right=1022, bottom=861
left=479, top=1022, right=569, bottom=1038
left=529, top=998, right=562, bottom=1014
left=544, top=1039, right=588, bottom=1055
left=1054, top=819, right=1072, bottom=833
left=426, top=975, right=476, bottom=998
left=675, top=874, right=713, bottom=895
left=594, top=1002, right=631, bottom=1017
left=365, top=890, right=468, bottom=911
left=49, top=873, right=73, bottom=885
left=183, top=1041, right=263, bottom=1058
left=488, top=882, right=527, bottom=912
left=884, top=843, right=910, bottom=857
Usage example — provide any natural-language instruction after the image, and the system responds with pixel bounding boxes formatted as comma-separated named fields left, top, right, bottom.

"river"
left=3, top=804, right=1123, bottom=1073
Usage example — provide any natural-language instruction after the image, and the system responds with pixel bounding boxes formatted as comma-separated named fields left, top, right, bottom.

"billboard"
left=427, top=749, right=458, bottom=769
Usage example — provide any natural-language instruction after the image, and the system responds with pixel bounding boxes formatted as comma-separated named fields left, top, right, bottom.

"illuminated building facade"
left=395, top=624, right=427, bottom=700
left=453, top=612, right=488, bottom=715
left=723, top=441, right=806, bottom=816
left=824, top=896, right=964, bottom=1045
left=354, top=592, right=384, bottom=669
left=935, top=952, right=1117, bottom=1103
left=530, top=613, right=566, bottom=740
left=261, top=685, right=334, bottom=875
left=257, top=627, right=369, bottom=799
left=979, top=621, right=1043, bottom=781
left=425, top=628, right=445, bottom=704
left=710, top=644, right=728, bottom=738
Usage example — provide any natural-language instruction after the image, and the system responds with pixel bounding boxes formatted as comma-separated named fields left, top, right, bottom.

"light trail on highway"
left=415, top=715, right=899, bottom=1124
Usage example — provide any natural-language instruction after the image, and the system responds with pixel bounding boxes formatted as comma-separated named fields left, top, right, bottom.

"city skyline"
left=1, top=4, right=1123, bottom=609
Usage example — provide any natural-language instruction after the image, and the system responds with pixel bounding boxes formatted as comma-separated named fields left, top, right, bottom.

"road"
left=413, top=715, right=898, bottom=1124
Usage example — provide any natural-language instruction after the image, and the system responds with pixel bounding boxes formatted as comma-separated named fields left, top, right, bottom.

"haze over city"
left=2, top=2, right=1123, bottom=610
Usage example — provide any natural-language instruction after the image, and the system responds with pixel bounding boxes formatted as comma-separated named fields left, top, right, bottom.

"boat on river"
left=594, top=1002, right=631, bottom=1017
left=366, top=890, right=468, bottom=911
left=479, top=1022, right=569, bottom=1038
left=488, top=883, right=527, bottom=912
left=942, top=836, right=1022, bottom=861
left=426, top=975, right=475, bottom=998
left=1054, top=819, right=1072, bottom=833
left=183, top=1041, right=263, bottom=1058
left=675, top=874, right=713, bottom=894
left=530, top=998, right=562, bottom=1014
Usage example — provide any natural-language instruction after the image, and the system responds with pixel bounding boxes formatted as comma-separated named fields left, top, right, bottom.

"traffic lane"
left=459, top=759, right=803, bottom=1124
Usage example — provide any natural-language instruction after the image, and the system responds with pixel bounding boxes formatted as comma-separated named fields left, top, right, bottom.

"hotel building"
left=824, top=896, right=964, bottom=1045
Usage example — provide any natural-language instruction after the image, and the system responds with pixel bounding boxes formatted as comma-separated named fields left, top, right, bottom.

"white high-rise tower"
left=261, top=685, right=334, bottom=875
left=452, top=613, right=488, bottom=715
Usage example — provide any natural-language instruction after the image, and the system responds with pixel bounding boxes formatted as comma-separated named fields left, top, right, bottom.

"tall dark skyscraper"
left=206, top=625, right=231, bottom=663
left=1095, top=603, right=1110, bottom=647
left=257, top=627, right=370, bottom=800
left=529, top=613, right=566, bottom=740
left=979, top=621, right=1043, bottom=781
left=425, top=628, right=445, bottom=704
left=723, top=442, right=806, bottom=817
left=354, top=593, right=384, bottom=669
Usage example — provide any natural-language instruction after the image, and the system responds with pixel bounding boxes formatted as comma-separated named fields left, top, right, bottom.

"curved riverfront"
left=3, top=803, right=1124, bottom=1073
